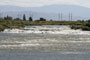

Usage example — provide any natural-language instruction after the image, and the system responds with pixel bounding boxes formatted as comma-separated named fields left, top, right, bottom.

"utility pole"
left=61, top=13, right=63, bottom=21
left=69, top=13, right=70, bottom=21
left=58, top=12, right=63, bottom=21
left=69, top=12, right=72, bottom=21
left=0, top=11, right=1, bottom=18
left=70, top=13, right=72, bottom=21
left=58, top=13, right=60, bottom=21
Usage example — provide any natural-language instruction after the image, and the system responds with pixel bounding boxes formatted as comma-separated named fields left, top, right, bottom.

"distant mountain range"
left=0, top=4, right=90, bottom=20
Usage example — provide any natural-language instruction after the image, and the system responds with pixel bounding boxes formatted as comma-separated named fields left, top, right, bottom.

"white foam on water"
left=59, top=52, right=88, bottom=54
left=3, top=25, right=90, bottom=35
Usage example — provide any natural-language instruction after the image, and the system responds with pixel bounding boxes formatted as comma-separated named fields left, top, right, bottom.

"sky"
left=0, top=0, right=90, bottom=8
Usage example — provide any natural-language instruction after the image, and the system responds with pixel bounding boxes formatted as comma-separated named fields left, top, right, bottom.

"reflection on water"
left=0, top=25, right=90, bottom=60
left=0, top=50, right=90, bottom=60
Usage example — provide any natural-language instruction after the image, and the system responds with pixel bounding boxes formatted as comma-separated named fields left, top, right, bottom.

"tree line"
left=0, top=14, right=47, bottom=22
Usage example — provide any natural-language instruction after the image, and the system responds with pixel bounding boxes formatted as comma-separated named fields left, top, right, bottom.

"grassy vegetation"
left=70, top=20, right=90, bottom=31
left=0, top=19, right=30, bottom=31
left=0, top=16, right=90, bottom=32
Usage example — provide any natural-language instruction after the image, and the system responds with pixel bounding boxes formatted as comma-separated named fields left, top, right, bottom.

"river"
left=0, top=25, right=90, bottom=60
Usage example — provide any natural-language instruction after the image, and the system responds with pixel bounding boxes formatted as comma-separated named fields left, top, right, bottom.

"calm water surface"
left=0, top=50, right=90, bottom=60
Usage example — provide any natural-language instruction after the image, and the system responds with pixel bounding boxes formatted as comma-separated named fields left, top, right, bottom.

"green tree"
left=23, top=14, right=26, bottom=21
left=40, top=17, right=46, bottom=21
left=4, top=15, right=12, bottom=20
left=29, top=17, right=33, bottom=21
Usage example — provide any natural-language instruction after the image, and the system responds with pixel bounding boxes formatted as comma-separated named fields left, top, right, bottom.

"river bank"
left=0, top=18, right=90, bottom=32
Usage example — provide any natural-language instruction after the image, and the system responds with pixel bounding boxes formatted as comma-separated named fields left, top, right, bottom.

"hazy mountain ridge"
left=0, top=4, right=90, bottom=20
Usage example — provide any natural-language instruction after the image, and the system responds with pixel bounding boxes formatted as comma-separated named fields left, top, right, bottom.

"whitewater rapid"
left=0, top=25, right=90, bottom=52
left=3, top=25, right=90, bottom=35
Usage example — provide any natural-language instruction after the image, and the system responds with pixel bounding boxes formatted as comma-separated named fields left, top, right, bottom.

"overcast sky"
left=0, top=0, right=90, bottom=8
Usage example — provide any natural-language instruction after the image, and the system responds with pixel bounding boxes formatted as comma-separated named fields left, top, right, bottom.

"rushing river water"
left=0, top=25, right=90, bottom=60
